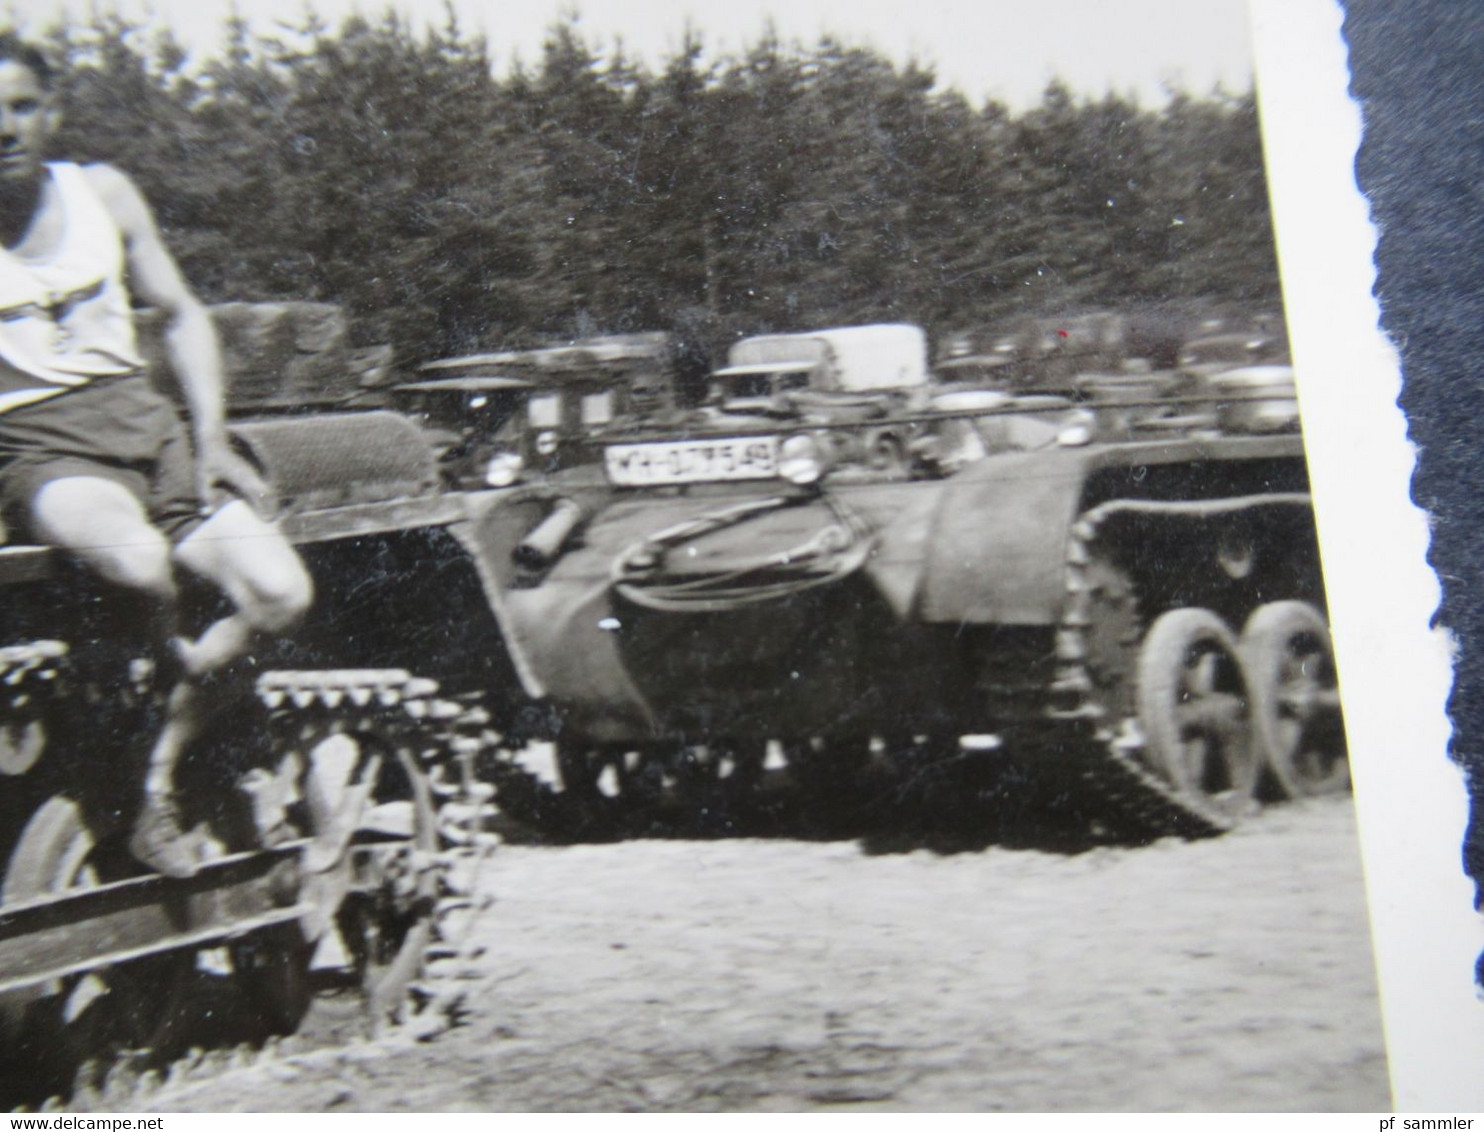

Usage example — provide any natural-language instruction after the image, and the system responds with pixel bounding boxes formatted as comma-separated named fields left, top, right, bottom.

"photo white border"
left=0, top=0, right=1451, bottom=1112
left=1252, top=0, right=1482, bottom=1110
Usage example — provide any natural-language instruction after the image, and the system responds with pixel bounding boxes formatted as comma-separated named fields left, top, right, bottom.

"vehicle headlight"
left=778, top=433, right=824, bottom=485
left=484, top=451, right=525, bottom=487
left=535, top=430, right=559, bottom=456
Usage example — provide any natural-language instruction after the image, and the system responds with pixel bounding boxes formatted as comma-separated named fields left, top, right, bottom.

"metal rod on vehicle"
left=513, top=498, right=587, bottom=572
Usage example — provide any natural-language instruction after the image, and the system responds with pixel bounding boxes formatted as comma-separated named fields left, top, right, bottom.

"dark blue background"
left=1345, top=2, right=1484, bottom=910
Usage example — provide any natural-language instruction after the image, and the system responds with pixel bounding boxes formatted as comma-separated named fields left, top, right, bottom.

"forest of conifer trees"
left=36, top=11, right=1282, bottom=371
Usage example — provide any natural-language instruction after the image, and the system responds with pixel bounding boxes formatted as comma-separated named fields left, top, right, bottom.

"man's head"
left=0, top=33, right=58, bottom=190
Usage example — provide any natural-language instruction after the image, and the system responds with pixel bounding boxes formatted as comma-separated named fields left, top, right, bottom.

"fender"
left=912, top=450, right=1090, bottom=627
left=911, top=434, right=1312, bottom=628
left=451, top=485, right=655, bottom=738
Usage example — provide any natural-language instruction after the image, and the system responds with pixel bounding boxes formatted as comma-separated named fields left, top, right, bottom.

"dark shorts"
left=0, top=376, right=205, bottom=544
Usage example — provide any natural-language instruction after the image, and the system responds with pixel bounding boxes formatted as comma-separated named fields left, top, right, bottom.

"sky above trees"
left=38, top=10, right=1279, bottom=370
left=17, top=0, right=1255, bottom=111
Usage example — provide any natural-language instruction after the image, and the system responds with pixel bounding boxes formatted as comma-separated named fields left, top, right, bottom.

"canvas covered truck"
left=712, top=323, right=930, bottom=401
left=705, top=323, right=932, bottom=476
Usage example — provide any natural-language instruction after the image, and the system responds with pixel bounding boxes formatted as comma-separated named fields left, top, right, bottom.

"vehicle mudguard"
left=449, top=461, right=1083, bottom=727
left=910, top=450, right=1089, bottom=627
left=905, top=434, right=1312, bottom=628
left=451, top=486, right=659, bottom=738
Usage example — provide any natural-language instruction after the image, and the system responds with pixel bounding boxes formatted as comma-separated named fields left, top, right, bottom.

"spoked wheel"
left=280, top=725, right=440, bottom=1034
left=0, top=641, right=67, bottom=777
left=0, top=797, right=194, bottom=1102
left=1240, top=601, right=1349, bottom=799
left=188, top=722, right=426, bottom=1045
left=865, top=434, right=909, bottom=476
left=251, top=669, right=460, bottom=1037
left=1135, top=608, right=1260, bottom=830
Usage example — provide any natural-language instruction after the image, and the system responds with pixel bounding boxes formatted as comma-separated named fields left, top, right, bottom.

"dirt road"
left=136, top=794, right=1387, bottom=1112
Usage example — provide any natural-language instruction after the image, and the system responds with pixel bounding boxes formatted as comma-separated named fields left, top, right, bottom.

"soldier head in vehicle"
left=0, top=32, right=314, bottom=879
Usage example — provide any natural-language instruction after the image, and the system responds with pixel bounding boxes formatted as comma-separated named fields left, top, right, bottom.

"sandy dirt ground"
left=129, top=793, right=1386, bottom=1113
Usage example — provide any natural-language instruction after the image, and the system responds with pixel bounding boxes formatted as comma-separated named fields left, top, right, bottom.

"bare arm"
left=83, top=164, right=265, bottom=507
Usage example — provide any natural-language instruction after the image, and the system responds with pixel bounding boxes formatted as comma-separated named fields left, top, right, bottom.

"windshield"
left=581, top=390, right=615, bottom=427
left=719, top=371, right=810, bottom=401
left=467, top=390, right=525, bottom=419
left=528, top=393, right=562, bottom=429
left=395, top=388, right=525, bottom=433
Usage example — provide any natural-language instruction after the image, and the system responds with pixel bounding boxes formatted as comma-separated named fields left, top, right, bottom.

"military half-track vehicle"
left=934, top=306, right=1285, bottom=392
left=936, top=308, right=1303, bottom=444
left=0, top=304, right=505, bottom=1103
left=462, top=319, right=1345, bottom=841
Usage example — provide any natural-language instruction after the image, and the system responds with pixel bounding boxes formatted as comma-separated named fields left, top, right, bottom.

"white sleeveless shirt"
left=0, top=162, right=145, bottom=416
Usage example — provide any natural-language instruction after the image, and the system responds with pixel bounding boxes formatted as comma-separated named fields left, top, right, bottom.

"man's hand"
left=196, top=437, right=272, bottom=515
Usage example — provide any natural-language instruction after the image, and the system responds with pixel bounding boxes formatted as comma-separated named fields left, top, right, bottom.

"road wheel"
left=555, top=740, right=599, bottom=799
left=556, top=741, right=646, bottom=801
left=0, top=642, right=66, bottom=777
left=1136, top=608, right=1259, bottom=827
left=0, top=716, right=46, bottom=777
left=866, top=434, right=908, bottom=476
left=290, top=729, right=439, bottom=1033
left=0, top=797, right=194, bottom=1102
left=1240, top=601, right=1348, bottom=799
left=230, top=926, right=314, bottom=1038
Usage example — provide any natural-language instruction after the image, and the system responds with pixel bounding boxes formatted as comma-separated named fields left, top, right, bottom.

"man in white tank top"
left=0, top=36, right=313, bottom=877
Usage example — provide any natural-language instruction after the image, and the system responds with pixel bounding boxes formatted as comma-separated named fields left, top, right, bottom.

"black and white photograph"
left=0, top=0, right=1455, bottom=1113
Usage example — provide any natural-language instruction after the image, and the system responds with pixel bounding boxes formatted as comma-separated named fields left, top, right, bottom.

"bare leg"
left=33, top=483, right=311, bottom=875
left=31, top=476, right=178, bottom=605
left=173, top=501, right=313, bottom=660
left=150, top=499, right=314, bottom=785
left=31, top=477, right=181, bottom=661
left=30, top=478, right=201, bottom=874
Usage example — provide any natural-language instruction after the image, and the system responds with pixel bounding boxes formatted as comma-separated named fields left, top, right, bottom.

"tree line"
left=39, top=11, right=1282, bottom=373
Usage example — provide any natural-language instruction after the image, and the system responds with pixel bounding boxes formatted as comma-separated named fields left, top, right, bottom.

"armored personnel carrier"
left=460, top=319, right=1345, bottom=840
left=0, top=304, right=504, bottom=1102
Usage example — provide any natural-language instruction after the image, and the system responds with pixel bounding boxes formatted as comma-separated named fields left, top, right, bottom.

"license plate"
left=604, top=436, right=780, bottom=486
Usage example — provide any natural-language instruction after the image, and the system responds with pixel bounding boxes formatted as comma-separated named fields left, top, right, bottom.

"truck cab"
left=701, top=324, right=932, bottom=474
left=712, top=323, right=930, bottom=411
left=394, top=333, right=676, bottom=489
